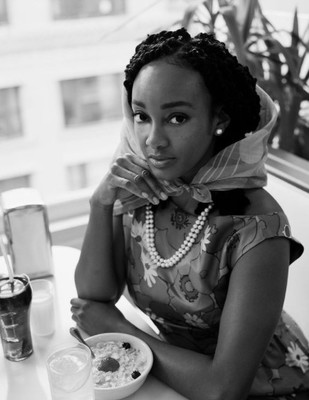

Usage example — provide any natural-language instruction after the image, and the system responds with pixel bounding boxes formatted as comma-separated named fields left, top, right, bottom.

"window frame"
left=267, top=148, right=309, bottom=193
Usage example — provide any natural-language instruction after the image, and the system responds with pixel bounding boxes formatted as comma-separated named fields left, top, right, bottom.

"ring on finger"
left=134, top=174, right=142, bottom=183
left=141, top=169, right=149, bottom=178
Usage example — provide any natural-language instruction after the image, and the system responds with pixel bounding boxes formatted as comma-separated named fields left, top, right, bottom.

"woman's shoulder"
left=217, top=189, right=288, bottom=242
left=243, top=188, right=283, bottom=216
left=210, top=188, right=283, bottom=217
left=229, top=189, right=303, bottom=265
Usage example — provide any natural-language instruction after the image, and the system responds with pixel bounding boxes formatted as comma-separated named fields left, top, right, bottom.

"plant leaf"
left=218, top=1, right=247, bottom=63
left=291, top=7, right=299, bottom=49
left=256, top=3, right=276, bottom=35
left=181, top=2, right=201, bottom=29
left=236, top=0, right=258, bottom=42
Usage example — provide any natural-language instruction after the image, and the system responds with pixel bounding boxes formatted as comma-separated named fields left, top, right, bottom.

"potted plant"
left=179, top=0, right=309, bottom=159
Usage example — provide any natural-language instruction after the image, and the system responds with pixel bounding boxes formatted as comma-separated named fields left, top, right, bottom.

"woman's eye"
left=133, top=112, right=148, bottom=123
left=169, top=114, right=188, bottom=125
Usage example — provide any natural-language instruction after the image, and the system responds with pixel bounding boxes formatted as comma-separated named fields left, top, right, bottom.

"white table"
left=0, top=246, right=187, bottom=400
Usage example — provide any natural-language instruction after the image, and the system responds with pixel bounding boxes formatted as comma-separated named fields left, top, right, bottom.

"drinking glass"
left=30, top=279, right=55, bottom=336
left=46, top=342, right=94, bottom=400
left=0, top=274, right=33, bottom=361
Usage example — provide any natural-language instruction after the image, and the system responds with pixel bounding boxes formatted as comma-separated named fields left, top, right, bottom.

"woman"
left=71, top=28, right=308, bottom=399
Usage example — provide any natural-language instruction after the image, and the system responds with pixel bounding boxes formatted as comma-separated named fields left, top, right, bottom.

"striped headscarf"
left=113, top=86, right=278, bottom=216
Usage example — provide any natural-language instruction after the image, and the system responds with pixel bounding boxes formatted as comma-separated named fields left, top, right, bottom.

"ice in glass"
left=46, top=342, right=95, bottom=400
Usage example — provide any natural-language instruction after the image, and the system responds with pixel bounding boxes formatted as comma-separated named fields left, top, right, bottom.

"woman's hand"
left=70, top=297, right=132, bottom=336
left=91, top=153, right=168, bottom=207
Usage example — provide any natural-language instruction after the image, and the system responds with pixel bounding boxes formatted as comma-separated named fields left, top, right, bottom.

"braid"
left=124, top=29, right=192, bottom=102
left=124, top=28, right=261, bottom=151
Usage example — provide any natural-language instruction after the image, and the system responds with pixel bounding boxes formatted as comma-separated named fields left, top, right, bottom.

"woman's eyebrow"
left=161, top=101, right=193, bottom=109
left=132, top=100, right=145, bottom=108
left=132, top=100, right=193, bottom=109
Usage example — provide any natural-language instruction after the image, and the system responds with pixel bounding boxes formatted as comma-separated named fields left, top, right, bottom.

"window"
left=67, top=164, right=87, bottom=190
left=60, top=74, right=123, bottom=127
left=0, top=175, right=30, bottom=194
left=0, top=0, right=8, bottom=25
left=0, top=87, right=23, bottom=140
left=52, top=0, right=126, bottom=20
left=67, top=159, right=109, bottom=191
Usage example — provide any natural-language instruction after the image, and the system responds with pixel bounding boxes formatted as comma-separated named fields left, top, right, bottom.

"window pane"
left=0, top=175, right=30, bottom=193
left=60, top=74, right=122, bottom=127
left=0, top=87, right=23, bottom=140
left=0, top=0, right=8, bottom=25
left=52, top=0, right=126, bottom=20
left=67, top=159, right=109, bottom=191
left=61, top=77, right=102, bottom=126
left=99, top=74, right=123, bottom=120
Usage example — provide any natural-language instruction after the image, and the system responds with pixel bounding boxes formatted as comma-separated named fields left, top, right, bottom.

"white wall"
left=260, top=0, right=309, bottom=14
left=260, top=0, right=309, bottom=33
left=266, top=174, right=309, bottom=338
left=7, top=0, right=52, bottom=27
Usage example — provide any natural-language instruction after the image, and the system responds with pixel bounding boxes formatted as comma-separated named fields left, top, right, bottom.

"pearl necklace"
left=145, top=203, right=213, bottom=268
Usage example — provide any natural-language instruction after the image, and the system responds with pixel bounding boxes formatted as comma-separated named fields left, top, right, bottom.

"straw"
left=0, top=234, right=14, bottom=284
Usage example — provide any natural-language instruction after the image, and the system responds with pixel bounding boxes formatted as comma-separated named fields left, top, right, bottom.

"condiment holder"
left=0, top=188, right=54, bottom=278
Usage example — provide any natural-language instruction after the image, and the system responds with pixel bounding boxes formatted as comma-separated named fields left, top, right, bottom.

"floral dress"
left=123, top=200, right=309, bottom=398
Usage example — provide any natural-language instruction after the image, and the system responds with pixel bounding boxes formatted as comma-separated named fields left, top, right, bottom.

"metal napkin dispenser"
left=0, top=188, right=54, bottom=278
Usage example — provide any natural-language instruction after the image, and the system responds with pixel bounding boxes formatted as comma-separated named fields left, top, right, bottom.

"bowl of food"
left=86, top=332, right=153, bottom=400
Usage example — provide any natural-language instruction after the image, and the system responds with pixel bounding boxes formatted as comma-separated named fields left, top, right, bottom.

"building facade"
left=0, top=0, right=185, bottom=201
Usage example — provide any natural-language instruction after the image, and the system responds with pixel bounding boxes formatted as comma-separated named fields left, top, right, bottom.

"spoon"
left=69, top=327, right=95, bottom=359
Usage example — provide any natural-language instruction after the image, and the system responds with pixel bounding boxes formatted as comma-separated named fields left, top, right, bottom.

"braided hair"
left=124, top=28, right=261, bottom=153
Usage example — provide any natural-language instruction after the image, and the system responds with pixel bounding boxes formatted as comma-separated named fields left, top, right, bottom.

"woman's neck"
left=170, top=192, right=199, bottom=215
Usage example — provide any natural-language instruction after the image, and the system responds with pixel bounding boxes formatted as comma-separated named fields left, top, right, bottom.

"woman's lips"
left=148, top=155, right=175, bottom=169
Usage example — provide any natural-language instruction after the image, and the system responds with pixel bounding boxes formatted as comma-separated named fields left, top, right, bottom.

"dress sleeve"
left=228, top=212, right=304, bottom=268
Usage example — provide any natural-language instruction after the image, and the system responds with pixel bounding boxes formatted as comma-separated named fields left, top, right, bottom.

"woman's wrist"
left=89, top=197, right=114, bottom=210
left=90, top=186, right=116, bottom=209
left=89, top=175, right=118, bottom=208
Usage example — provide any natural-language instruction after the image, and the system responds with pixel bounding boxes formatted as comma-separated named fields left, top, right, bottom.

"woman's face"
left=131, top=59, right=220, bottom=182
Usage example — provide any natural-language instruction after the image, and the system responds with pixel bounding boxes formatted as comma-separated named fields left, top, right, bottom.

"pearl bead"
left=145, top=202, right=213, bottom=268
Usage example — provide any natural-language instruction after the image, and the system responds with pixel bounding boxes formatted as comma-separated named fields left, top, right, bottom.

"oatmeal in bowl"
left=86, top=332, right=153, bottom=400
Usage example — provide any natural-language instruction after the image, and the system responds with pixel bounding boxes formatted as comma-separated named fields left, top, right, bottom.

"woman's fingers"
left=113, top=172, right=161, bottom=205
left=110, top=155, right=168, bottom=204
left=137, top=168, right=168, bottom=202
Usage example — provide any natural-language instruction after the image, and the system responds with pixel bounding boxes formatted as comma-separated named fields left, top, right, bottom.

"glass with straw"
left=0, top=235, right=33, bottom=361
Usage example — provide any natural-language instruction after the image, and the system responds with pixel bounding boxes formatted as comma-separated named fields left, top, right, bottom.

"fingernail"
left=142, top=192, right=149, bottom=198
left=160, top=192, right=168, bottom=200
left=152, top=197, right=159, bottom=205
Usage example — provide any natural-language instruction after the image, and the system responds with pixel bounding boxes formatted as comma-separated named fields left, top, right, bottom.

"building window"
left=0, top=0, right=8, bottom=25
left=52, top=0, right=126, bottom=20
left=60, top=74, right=123, bottom=127
left=0, top=175, right=30, bottom=193
left=67, top=159, right=109, bottom=190
left=0, top=87, right=23, bottom=140
left=67, top=164, right=87, bottom=190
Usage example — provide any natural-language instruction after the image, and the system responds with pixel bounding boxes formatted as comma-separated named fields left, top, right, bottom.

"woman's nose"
left=145, top=123, right=169, bottom=149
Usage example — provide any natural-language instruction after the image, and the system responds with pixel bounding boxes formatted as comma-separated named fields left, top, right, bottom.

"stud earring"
left=215, top=128, right=223, bottom=136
